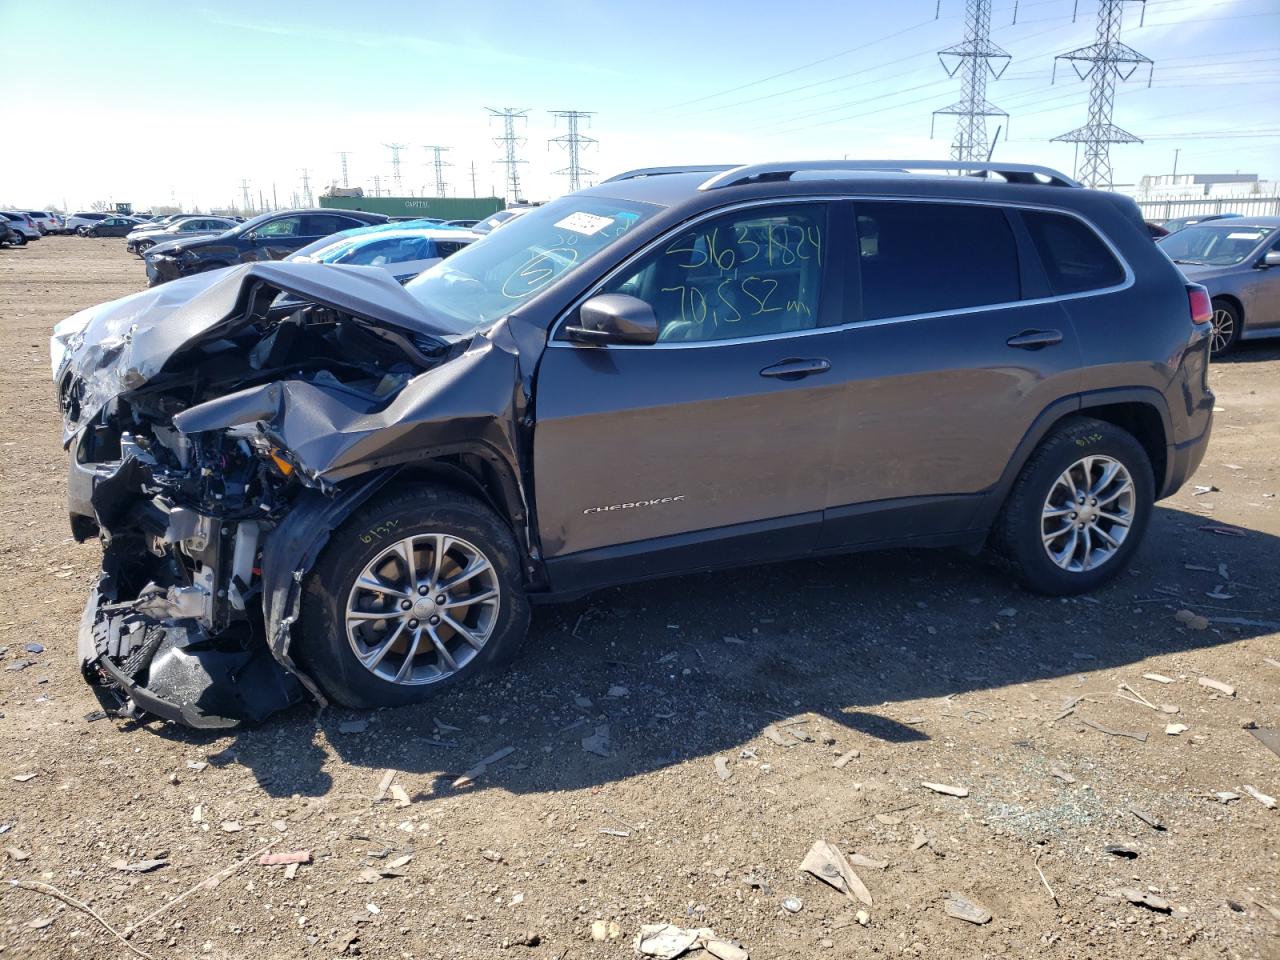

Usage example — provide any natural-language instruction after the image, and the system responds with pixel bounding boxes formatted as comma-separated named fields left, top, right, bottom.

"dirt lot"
left=0, top=236, right=1277, bottom=960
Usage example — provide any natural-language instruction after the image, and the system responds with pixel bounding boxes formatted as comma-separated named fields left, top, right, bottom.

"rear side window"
left=1021, top=210, right=1125, bottom=295
left=854, top=202, right=1019, bottom=320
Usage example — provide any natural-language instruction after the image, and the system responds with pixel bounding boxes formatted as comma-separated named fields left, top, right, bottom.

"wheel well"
left=390, top=454, right=526, bottom=537
left=1077, top=402, right=1167, bottom=485
left=1210, top=292, right=1244, bottom=323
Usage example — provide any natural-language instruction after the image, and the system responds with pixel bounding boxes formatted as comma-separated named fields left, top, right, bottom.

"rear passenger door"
left=820, top=199, right=1085, bottom=548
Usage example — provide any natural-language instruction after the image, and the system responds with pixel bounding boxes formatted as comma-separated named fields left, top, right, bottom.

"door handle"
left=759, top=358, right=832, bottom=381
left=1006, top=329, right=1063, bottom=350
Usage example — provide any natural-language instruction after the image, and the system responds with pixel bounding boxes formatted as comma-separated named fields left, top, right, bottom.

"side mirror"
left=1263, top=250, right=1280, bottom=268
left=565, top=293, right=660, bottom=346
left=244, top=232, right=257, bottom=244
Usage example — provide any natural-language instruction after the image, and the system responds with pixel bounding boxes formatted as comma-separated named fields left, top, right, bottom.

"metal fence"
left=1135, top=195, right=1280, bottom=221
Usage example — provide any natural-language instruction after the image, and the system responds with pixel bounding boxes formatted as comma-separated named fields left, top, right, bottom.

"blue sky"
left=1, top=0, right=1277, bottom=210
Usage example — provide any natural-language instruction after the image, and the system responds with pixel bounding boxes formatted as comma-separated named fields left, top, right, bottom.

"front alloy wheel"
left=345, top=533, right=501, bottom=685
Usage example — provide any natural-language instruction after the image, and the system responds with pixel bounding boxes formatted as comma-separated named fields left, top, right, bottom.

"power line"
left=548, top=110, right=597, bottom=192
left=933, top=0, right=1011, bottom=161
left=423, top=145, right=452, bottom=197
left=487, top=107, right=529, bottom=204
left=1052, top=0, right=1154, bottom=189
left=383, top=143, right=409, bottom=195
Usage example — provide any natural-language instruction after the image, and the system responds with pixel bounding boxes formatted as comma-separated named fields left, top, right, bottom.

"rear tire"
left=1209, top=298, right=1241, bottom=356
left=991, top=416, right=1153, bottom=595
left=295, top=485, right=530, bottom=709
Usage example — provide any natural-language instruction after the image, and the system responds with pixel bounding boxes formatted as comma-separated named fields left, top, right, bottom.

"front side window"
left=256, top=216, right=301, bottom=238
left=1159, top=224, right=1275, bottom=267
left=855, top=201, right=1020, bottom=320
left=1022, top=210, right=1125, bottom=294
left=601, top=204, right=826, bottom=343
left=405, top=195, right=661, bottom=331
left=305, top=214, right=363, bottom=235
left=338, top=236, right=429, bottom=266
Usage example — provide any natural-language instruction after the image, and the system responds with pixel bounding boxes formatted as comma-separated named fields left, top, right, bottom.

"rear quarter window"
left=1021, top=210, right=1126, bottom=295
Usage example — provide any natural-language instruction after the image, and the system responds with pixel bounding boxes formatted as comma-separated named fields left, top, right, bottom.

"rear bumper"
left=1160, top=409, right=1212, bottom=500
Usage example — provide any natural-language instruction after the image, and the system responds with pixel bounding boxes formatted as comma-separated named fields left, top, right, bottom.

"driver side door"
left=533, top=201, right=852, bottom=592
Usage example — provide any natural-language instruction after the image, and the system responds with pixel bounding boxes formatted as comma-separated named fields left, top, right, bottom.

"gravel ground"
left=1, top=237, right=1277, bottom=960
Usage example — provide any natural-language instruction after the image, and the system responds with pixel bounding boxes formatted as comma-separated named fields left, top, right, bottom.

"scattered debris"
left=1105, top=845, right=1140, bottom=859
left=1081, top=718, right=1148, bottom=742
left=633, top=924, right=747, bottom=960
left=943, top=893, right=992, bottom=924
left=997, top=607, right=1017, bottom=618
left=911, top=832, right=929, bottom=851
left=11, top=773, right=38, bottom=783
left=373, top=769, right=397, bottom=803
left=1213, top=791, right=1241, bottom=804
left=762, top=724, right=794, bottom=747
left=389, top=784, right=411, bottom=808
left=481, top=849, right=503, bottom=863
left=1129, top=807, right=1166, bottom=831
left=850, top=853, right=889, bottom=870
left=25, top=642, right=44, bottom=654
left=781, top=897, right=803, bottom=914
left=1243, top=785, right=1276, bottom=809
left=9, top=879, right=155, bottom=960
left=874, top=814, right=902, bottom=826
left=1192, top=484, right=1218, bottom=496
left=920, top=781, right=969, bottom=798
left=714, top=756, right=732, bottom=781
left=259, top=851, right=311, bottom=866
left=1198, top=524, right=1247, bottom=538
left=1159, top=704, right=1180, bottom=714
left=5, top=846, right=31, bottom=861
left=581, top=726, right=612, bottom=758
left=799, top=839, right=873, bottom=906
left=833, top=749, right=859, bottom=768
left=337, top=719, right=369, bottom=734
left=856, top=909, right=871, bottom=926
left=111, top=858, right=168, bottom=873
left=28, top=916, right=55, bottom=930
left=220, top=821, right=242, bottom=833
left=1165, top=723, right=1189, bottom=736
left=1049, top=764, right=1077, bottom=784
left=1253, top=899, right=1280, bottom=923
left=606, top=684, right=629, bottom=698
left=1198, top=677, right=1236, bottom=697
left=1111, top=887, right=1172, bottom=913
left=590, top=919, right=622, bottom=941
left=1143, top=673, right=1174, bottom=684
left=452, top=746, right=516, bottom=786
left=1174, top=609, right=1210, bottom=631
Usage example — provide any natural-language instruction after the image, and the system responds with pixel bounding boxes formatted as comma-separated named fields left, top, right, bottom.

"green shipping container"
left=319, top=195, right=505, bottom=220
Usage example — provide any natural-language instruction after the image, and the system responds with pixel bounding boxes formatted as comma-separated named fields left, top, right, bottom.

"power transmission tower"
left=423, top=145, right=452, bottom=197
left=299, top=169, right=313, bottom=207
left=487, top=107, right=529, bottom=203
left=240, top=178, right=252, bottom=213
left=1051, top=0, right=1153, bottom=189
left=383, top=143, right=409, bottom=194
left=931, top=0, right=1010, bottom=162
left=372, top=175, right=382, bottom=198
left=337, top=151, right=351, bottom=188
left=548, top=110, right=597, bottom=192
left=469, top=162, right=478, bottom=198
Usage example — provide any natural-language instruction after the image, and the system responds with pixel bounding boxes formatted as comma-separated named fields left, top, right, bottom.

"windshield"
left=404, top=196, right=661, bottom=327
left=1159, top=224, right=1274, bottom=266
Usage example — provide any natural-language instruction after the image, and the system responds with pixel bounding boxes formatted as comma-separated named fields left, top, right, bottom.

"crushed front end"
left=56, top=261, right=485, bottom=727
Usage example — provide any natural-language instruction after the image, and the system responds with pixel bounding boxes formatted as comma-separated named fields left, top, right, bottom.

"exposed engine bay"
left=56, top=262, right=526, bottom=727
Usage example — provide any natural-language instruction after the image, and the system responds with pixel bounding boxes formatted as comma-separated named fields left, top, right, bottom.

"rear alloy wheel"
left=992, top=416, right=1153, bottom=595
left=1209, top=299, right=1241, bottom=356
left=297, top=486, right=530, bottom=709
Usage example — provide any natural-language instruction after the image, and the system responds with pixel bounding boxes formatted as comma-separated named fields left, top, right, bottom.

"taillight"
left=1187, top=284, right=1212, bottom=324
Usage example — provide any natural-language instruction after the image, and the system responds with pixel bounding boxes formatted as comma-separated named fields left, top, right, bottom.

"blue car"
left=287, top=221, right=480, bottom=283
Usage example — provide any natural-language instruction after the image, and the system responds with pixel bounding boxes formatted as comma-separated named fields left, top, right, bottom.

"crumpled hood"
left=56, top=260, right=463, bottom=440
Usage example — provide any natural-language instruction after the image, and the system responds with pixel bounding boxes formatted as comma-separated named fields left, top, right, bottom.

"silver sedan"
left=1160, top=216, right=1280, bottom=355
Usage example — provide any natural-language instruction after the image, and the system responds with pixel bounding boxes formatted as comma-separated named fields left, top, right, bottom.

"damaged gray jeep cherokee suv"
left=53, top=161, right=1215, bottom=728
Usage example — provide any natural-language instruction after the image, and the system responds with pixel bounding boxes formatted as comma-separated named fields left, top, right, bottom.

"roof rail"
left=603, top=165, right=737, bottom=184
left=697, top=160, right=1081, bottom=191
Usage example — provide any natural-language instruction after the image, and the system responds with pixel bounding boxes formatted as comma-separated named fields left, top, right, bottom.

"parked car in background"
left=471, top=205, right=536, bottom=234
left=1160, top=216, right=1280, bottom=355
left=0, top=217, right=24, bottom=247
left=443, top=219, right=480, bottom=228
left=1161, top=212, right=1241, bottom=234
left=142, top=208, right=389, bottom=285
left=126, top=216, right=238, bottom=255
left=1145, top=221, right=1169, bottom=239
left=53, top=160, right=1214, bottom=727
left=62, top=212, right=115, bottom=234
left=2, top=212, right=42, bottom=240
left=25, top=211, right=60, bottom=234
left=287, top=223, right=480, bottom=282
left=83, top=216, right=146, bottom=238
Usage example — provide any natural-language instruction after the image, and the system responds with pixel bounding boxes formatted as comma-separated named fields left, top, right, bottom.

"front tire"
left=991, top=417, right=1153, bottom=595
left=1209, top=298, right=1241, bottom=356
left=295, top=485, right=530, bottom=709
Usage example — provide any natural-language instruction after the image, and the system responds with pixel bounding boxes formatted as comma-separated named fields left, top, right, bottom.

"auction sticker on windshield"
left=1227, top=231, right=1266, bottom=240
left=554, top=212, right=614, bottom=236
